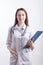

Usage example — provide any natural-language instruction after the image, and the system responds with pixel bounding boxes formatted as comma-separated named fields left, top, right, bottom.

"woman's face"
left=17, top=10, right=26, bottom=25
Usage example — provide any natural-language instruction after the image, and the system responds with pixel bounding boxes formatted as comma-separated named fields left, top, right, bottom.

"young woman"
left=6, top=8, right=34, bottom=65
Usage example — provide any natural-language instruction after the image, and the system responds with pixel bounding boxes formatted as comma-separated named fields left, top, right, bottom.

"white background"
left=0, top=0, right=43, bottom=65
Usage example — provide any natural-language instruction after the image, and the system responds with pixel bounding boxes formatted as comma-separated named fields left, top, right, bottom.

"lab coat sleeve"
left=27, top=26, right=33, bottom=41
left=23, top=27, right=33, bottom=48
left=6, top=27, right=12, bottom=48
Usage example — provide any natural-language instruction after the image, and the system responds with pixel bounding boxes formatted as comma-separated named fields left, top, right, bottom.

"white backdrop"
left=0, top=0, right=43, bottom=65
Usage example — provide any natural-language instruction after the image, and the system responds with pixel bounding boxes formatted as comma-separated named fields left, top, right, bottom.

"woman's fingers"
left=27, top=40, right=34, bottom=50
left=30, top=43, right=34, bottom=50
left=8, top=47, right=18, bottom=56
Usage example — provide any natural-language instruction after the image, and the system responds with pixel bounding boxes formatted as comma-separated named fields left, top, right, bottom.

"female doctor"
left=6, top=8, right=34, bottom=65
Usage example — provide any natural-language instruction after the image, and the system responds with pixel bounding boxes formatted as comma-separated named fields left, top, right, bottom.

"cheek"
left=23, top=16, right=26, bottom=21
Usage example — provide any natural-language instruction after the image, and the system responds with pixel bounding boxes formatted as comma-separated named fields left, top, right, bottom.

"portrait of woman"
left=6, top=8, right=34, bottom=65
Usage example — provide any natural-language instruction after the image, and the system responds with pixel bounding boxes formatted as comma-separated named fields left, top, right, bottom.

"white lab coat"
left=6, top=24, right=32, bottom=65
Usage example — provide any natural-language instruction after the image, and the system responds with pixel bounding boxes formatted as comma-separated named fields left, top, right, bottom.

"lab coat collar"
left=15, top=24, right=26, bottom=30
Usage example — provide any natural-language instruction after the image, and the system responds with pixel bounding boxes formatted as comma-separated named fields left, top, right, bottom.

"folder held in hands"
left=24, top=31, right=43, bottom=48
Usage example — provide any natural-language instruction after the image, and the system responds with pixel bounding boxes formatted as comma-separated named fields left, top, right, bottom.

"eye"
left=18, top=14, right=21, bottom=16
left=22, top=14, right=24, bottom=16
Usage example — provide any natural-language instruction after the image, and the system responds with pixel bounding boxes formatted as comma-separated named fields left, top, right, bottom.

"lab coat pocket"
left=22, top=48, right=30, bottom=61
left=10, top=54, right=18, bottom=62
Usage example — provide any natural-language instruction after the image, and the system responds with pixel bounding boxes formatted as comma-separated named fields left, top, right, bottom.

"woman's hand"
left=7, top=47, right=18, bottom=56
left=27, top=40, right=34, bottom=50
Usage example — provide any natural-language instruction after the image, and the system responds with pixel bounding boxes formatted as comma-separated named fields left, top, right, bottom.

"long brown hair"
left=14, top=8, right=29, bottom=26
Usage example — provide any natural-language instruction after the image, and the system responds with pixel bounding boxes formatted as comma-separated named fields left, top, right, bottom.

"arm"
left=6, top=27, right=18, bottom=56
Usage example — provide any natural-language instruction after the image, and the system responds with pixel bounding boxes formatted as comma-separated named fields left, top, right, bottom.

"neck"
left=18, top=23, right=24, bottom=28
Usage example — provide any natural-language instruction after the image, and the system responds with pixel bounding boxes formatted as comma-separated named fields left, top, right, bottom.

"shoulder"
left=8, top=25, right=14, bottom=33
left=26, top=26, right=33, bottom=36
left=26, top=26, right=34, bottom=37
left=26, top=26, right=31, bottom=33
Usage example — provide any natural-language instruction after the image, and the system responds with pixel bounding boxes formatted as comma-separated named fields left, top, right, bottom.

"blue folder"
left=24, top=31, right=43, bottom=48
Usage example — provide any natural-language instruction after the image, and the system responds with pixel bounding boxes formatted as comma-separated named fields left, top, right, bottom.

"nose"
left=19, top=15, right=22, bottom=20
